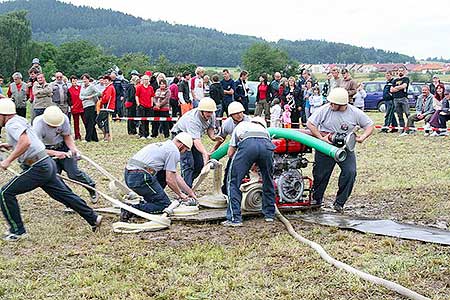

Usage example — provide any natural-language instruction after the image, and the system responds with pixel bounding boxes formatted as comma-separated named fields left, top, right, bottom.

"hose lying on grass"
left=275, top=207, right=431, bottom=300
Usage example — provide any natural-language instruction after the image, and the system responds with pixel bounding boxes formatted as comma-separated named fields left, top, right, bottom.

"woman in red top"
left=97, top=75, right=116, bottom=142
left=135, top=75, right=155, bottom=139
left=67, top=75, right=85, bottom=140
left=255, top=73, right=269, bottom=119
left=151, top=79, right=171, bottom=138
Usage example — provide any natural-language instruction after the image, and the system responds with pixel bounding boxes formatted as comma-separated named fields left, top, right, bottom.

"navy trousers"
left=180, top=145, right=204, bottom=188
left=124, top=169, right=170, bottom=214
left=312, top=150, right=357, bottom=207
left=227, top=137, right=276, bottom=223
left=54, top=156, right=96, bottom=197
left=0, top=157, right=97, bottom=235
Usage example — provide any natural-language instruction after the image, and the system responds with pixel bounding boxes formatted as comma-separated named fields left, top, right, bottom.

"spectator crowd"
left=0, top=58, right=449, bottom=139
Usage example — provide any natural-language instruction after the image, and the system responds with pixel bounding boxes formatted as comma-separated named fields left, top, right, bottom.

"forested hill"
left=0, top=0, right=416, bottom=65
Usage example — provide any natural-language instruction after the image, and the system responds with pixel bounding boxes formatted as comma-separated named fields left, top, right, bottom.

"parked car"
left=363, top=81, right=424, bottom=112
left=247, top=81, right=258, bottom=114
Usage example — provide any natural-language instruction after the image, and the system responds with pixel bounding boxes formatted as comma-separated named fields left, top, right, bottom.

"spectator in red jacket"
left=97, top=75, right=116, bottom=142
left=68, top=75, right=85, bottom=140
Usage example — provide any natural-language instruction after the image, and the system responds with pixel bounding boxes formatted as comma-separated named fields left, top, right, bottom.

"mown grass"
left=0, top=112, right=449, bottom=300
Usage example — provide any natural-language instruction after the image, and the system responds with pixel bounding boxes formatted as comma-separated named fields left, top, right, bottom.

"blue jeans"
left=192, top=99, right=200, bottom=108
left=226, top=137, right=276, bottom=223
left=0, top=157, right=97, bottom=235
left=180, top=145, right=204, bottom=188
left=124, top=169, right=170, bottom=214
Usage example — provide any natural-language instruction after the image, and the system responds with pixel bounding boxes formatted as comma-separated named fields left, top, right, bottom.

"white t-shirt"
left=33, top=114, right=71, bottom=146
left=6, top=115, right=46, bottom=163
left=308, top=103, right=373, bottom=134
left=129, top=140, right=180, bottom=172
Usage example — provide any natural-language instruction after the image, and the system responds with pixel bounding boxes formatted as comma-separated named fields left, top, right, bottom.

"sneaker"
left=221, top=220, right=243, bottom=227
left=424, top=132, right=431, bottom=137
left=333, top=203, right=344, bottom=213
left=380, top=128, right=388, bottom=133
left=264, top=218, right=275, bottom=222
left=92, top=215, right=103, bottom=232
left=439, top=131, right=449, bottom=136
left=399, top=132, right=409, bottom=137
left=3, top=232, right=28, bottom=242
left=139, top=136, right=146, bottom=140
left=146, top=136, right=153, bottom=139
left=89, top=189, right=99, bottom=204
left=120, top=209, right=134, bottom=222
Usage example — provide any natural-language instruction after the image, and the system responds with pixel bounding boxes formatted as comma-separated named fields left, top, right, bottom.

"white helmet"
left=43, top=106, right=65, bottom=127
left=228, top=101, right=245, bottom=115
left=198, top=97, right=217, bottom=112
left=0, top=98, right=16, bottom=115
left=175, top=132, right=193, bottom=149
left=32, top=58, right=40, bottom=65
left=327, top=88, right=349, bottom=105
left=251, top=116, right=267, bottom=128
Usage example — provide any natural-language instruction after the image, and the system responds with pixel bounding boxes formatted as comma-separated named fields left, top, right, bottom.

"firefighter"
left=170, top=97, right=223, bottom=187
left=306, top=88, right=374, bottom=212
left=0, top=99, right=101, bottom=241
left=120, top=132, right=197, bottom=222
left=33, top=106, right=98, bottom=203
left=223, top=116, right=276, bottom=227
left=211, top=101, right=250, bottom=195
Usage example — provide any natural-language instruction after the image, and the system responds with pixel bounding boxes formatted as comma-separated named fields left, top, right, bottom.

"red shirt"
left=135, top=84, right=155, bottom=108
left=101, top=83, right=116, bottom=111
left=68, top=85, right=84, bottom=114
left=169, top=83, right=179, bottom=101
left=258, top=83, right=268, bottom=100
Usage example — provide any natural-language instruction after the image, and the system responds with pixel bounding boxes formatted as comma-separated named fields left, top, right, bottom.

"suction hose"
left=211, top=128, right=347, bottom=162
left=275, top=208, right=430, bottom=300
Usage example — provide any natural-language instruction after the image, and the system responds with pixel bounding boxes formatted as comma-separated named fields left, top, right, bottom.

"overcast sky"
left=61, top=0, right=450, bottom=60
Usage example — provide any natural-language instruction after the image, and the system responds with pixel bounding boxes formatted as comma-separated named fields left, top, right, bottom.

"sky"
left=61, top=0, right=450, bottom=60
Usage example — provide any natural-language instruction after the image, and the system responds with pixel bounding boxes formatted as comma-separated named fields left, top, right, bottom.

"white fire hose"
left=275, top=207, right=430, bottom=300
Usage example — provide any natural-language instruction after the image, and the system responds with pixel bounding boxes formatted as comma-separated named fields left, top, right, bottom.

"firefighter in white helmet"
left=33, top=106, right=99, bottom=203
left=170, top=97, right=223, bottom=187
left=307, top=87, right=374, bottom=213
left=223, top=116, right=276, bottom=227
left=120, top=132, right=197, bottom=222
left=0, top=99, right=101, bottom=241
left=211, top=101, right=251, bottom=194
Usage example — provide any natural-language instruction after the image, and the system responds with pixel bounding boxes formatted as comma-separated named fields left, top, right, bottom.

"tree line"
left=0, top=0, right=416, bottom=67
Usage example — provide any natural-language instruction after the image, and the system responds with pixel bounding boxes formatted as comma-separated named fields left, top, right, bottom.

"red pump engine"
left=271, top=139, right=313, bottom=208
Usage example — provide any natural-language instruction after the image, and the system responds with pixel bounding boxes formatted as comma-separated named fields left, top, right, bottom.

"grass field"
left=0, top=112, right=449, bottom=300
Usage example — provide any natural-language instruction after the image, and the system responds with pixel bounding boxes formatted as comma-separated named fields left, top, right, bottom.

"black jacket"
left=234, top=78, right=249, bottom=101
left=209, top=82, right=224, bottom=105
left=383, top=79, right=394, bottom=101
left=178, top=80, right=191, bottom=103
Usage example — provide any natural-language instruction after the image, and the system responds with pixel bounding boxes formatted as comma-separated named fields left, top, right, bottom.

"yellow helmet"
left=327, top=88, right=349, bottom=105
left=198, top=97, right=217, bottom=112
left=175, top=132, right=193, bottom=149
left=0, top=98, right=16, bottom=115
left=228, top=101, right=245, bottom=115
left=43, top=106, right=65, bottom=127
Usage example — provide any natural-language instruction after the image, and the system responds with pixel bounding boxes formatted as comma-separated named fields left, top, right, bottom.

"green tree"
left=242, top=43, right=289, bottom=80
left=153, top=54, right=174, bottom=75
left=55, top=40, right=103, bottom=76
left=118, top=53, right=152, bottom=77
left=42, top=59, right=57, bottom=81
left=0, top=10, right=32, bottom=77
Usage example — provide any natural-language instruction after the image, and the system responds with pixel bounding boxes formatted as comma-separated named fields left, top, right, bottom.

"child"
left=309, top=86, right=323, bottom=115
left=270, top=98, right=282, bottom=128
left=282, top=104, right=291, bottom=128
left=353, top=83, right=366, bottom=110
left=303, top=80, right=313, bottom=119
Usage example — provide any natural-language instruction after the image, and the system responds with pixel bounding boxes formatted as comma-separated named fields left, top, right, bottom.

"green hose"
left=210, top=128, right=347, bottom=162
